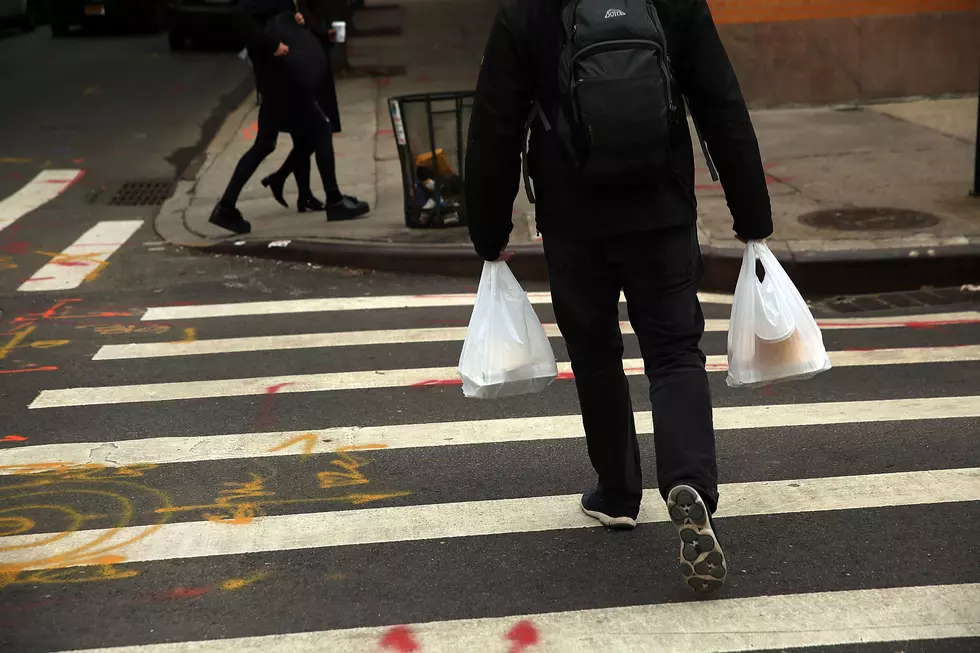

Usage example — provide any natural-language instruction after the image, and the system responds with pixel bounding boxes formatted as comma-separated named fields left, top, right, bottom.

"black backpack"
left=522, top=0, right=716, bottom=201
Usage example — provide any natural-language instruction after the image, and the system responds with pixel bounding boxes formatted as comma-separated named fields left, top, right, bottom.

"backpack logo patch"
left=604, top=8, right=626, bottom=18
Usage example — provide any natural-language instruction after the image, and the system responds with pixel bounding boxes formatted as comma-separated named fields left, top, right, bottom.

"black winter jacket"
left=464, top=0, right=774, bottom=261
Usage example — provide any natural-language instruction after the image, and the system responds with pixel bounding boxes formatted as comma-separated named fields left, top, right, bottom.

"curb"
left=199, top=235, right=980, bottom=296
left=157, top=81, right=980, bottom=297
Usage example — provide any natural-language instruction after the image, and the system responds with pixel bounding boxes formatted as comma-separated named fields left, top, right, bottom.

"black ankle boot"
left=326, top=195, right=370, bottom=222
left=261, top=175, right=288, bottom=208
left=297, top=195, right=325, bottom=213
left=208, top=203, right=251, bottom=234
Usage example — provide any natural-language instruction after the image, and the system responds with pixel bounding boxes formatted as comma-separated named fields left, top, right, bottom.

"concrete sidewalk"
left=156, top=0, right=980, bottom=295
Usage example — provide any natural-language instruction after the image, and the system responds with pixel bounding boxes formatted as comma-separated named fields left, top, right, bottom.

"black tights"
left=270, top=117, right=341, bottom=204
left=220, top=101, right=340, bottom=208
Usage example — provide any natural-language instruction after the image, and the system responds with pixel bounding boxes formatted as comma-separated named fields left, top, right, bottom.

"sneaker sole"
left=667, top=485, right=727, bottom=594
left=580, top=500, right=637, bottom=530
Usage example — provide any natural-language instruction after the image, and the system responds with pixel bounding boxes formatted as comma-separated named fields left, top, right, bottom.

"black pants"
left=220, top=99, right=339, bottom=208
left=542, top=225, right=718, bottom=516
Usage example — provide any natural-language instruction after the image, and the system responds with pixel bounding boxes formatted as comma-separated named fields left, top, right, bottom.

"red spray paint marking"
left=379, top=626, right=420, bottom=652
left=243, top=121, right=258, bottom=140
left=139, top=586, right=211, bottom=603
left=254, top=382, right=293, bottom=429
left=817, top=318, right=979, bottom=329
left=22, top=277, right=56, bottom=282
left=760, top=385, right=777, bottom=397
left=506, top=621, right=539, bottom=652
left=58, top=169, right=86, bottom=193
left=378, top=128, right=394, bottom=136
left=1, top=435, right=28, bottom=442
left=72, top=158, right=86, bottom=165
left=410, top=378, right=462, bottom=388
left=0, top=241, right=31, bottom=254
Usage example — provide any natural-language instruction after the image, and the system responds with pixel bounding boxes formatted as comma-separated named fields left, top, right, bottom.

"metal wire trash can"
left=388, top=91, right=473, bottom=229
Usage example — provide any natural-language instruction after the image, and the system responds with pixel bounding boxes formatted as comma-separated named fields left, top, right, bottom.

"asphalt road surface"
left=2, top=24, right=980, bottom=653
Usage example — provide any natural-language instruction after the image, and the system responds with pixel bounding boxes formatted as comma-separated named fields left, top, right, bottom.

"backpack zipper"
left=571, top=39, right=674, bottom=111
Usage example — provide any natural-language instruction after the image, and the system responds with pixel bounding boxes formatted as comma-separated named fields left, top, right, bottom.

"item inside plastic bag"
left=727, top=241, right=831, bottom=388
left=457, top=261, right=559, bottom=399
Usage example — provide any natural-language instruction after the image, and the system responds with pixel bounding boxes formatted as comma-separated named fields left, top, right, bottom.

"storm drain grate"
left=107, top=180, right=175, bottom=207
left=813, top=285, right=979, bottom=314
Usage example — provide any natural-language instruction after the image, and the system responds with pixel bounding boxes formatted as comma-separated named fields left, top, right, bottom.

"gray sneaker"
left=666, top=484, right=727, bottom=594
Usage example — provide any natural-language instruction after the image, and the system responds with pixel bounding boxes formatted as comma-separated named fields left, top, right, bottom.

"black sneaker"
left=208, top=203, right=251, bottom=234
left=580, top=489, right=638, bottom=530
left=667, top=485, right=727, bottom=594
left=326, top=195, right=369, bottom=221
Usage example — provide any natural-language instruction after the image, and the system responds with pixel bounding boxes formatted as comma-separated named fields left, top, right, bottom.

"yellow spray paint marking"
left=33, top=249, right=112, bottom=283
left=179, top=327, right=197, bottom=343
left=342, top=491, right=413, bottom=505
left=75, top=324, right=172, bottom=336
left=0, top=325, right=36, bottom=360
left=0, top=157, right=31, bottom=163
left=219, top=571, right=269, bottom=591
left=0, top=256, right=17, bottom=270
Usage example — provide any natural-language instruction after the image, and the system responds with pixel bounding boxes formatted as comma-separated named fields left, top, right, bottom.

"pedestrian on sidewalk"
left=210, top=0, right=367, bottom=234
left=465, top=0, right=773, bottom=593
left=259, top=0, right=370, bottom=220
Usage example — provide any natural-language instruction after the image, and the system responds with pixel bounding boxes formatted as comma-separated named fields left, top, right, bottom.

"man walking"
left=464, top=0, right=773, bottom=593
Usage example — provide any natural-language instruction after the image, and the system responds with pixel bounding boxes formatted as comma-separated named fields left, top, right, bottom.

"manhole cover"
left=799, top=207, right=940, bottom=231
left=107, top=180, right=175, bottom=207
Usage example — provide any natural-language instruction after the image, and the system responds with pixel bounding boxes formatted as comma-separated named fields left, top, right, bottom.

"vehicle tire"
left=168, top=28, right=187, bottom=50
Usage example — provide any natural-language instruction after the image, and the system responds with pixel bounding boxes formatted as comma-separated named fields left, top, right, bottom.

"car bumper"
left=48, top=0, right=154, bottom=23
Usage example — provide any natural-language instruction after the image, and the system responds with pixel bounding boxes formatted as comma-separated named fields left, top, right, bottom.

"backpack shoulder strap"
left=648, top=0, right=719, bottom=182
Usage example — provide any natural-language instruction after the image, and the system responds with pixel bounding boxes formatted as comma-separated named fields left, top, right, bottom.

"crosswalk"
left=3, top=288, right=979, bottom=651
left=0, top=169, right=142, bottom=293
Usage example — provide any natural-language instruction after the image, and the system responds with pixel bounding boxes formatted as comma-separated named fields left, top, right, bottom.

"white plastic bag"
left=727, top=241, right=831, bottom=388
left=457, top=261, right=559, bottom=399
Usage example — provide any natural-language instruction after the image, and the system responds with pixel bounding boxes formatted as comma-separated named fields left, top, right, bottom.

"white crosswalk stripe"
left=57, top=584, right=980, bottom=653
left=5, top=396, right=978, bottom=469
left=17, top=220, right=143, bottom=292
left=139, top=290, right=735, bottom=321
left=5, top=468, right=977, bottom=570
left=28, top=344, right=980, bottom=408
left=0, top=169, right=84, bottom=235
left=93, top=311, right=980, bottom=360
left=4, top=289, right=979, bottom=651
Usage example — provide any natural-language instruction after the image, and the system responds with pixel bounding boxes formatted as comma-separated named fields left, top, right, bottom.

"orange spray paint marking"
left=1, top=435, right=27, bottom=443
left=506, top=620, right=540, bottom=652
left=0, top=366, right=58, bottom=374
left=269, top=433, right=318, bottom=458
left=242, top=121, right=258, bottom=140
left=380, top=626, right=420, bottom=652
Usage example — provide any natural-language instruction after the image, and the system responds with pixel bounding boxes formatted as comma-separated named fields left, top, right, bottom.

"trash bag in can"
left=388, top=91, right=473, bottom=229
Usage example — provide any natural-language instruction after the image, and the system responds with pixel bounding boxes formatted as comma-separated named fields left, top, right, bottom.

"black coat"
left=464, top=0, right=774, bottom=260
left=237, top=0, right=340, bottom=133
left=298, top=0, right=342, bottom=132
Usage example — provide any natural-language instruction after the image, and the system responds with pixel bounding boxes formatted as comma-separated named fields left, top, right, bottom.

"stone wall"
left=711, top=0, right=980, bottom=106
